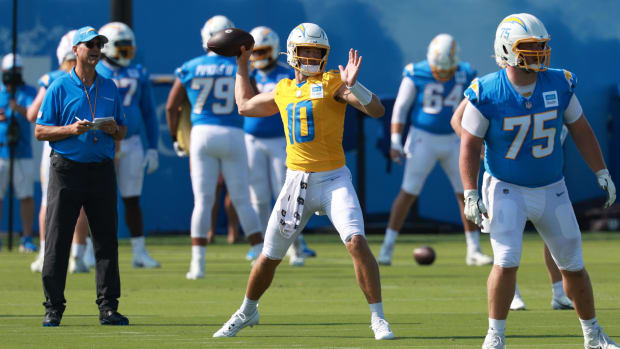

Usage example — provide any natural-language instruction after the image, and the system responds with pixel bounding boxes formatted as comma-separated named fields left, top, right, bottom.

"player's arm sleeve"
left=563, top=94, right=583, bottom=124
left=391, top=77, right=416, bottom=125
left=461, top=101, right=489, bottom=138
left=140, top=71, right=159, bottom=149
left=174, top=64, right=189, bottom=85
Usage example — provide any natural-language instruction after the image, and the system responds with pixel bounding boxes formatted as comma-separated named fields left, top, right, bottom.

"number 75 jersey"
left=405, top=61, right=476, bottom=134
left=464, top=68, right=577, bottom=187
left=175, top=54, right=242, bottom=128
left=274, top=70, right=347, bottom=173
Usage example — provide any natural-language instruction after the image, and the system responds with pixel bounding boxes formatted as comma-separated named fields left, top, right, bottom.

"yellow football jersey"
left=274, top=70, right=347, bottom=172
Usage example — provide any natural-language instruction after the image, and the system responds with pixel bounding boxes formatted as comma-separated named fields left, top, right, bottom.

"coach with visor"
left=35, top=26, right=128, bottom=327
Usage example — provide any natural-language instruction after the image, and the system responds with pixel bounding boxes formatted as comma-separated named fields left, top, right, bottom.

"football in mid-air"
left=413, top=246, right=435, bottom=266
left=207, top=28, right=254, bottom=57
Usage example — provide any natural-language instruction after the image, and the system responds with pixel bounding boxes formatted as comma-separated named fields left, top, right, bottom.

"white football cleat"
left=69, top=256, right=89, bottom=274
left=482, top=330, right=506, bottom=349
left=510, top=293, right=526, bottom=311
left=132, top=250, right=161, bottom=268
left=552, top=295, right=574, bottom=310
left=370, top=318, right=395, bottom=340
left=185, top=261, right=205, bottom=280
left=377, top=242, right=394, bottom=266
left=466, top=250, right=493, bottom=266
left=213, top=310, right=259, bottom=338
left=584, top=326, right=620, bottom=349
left=30, top=253, right=44, bottom=273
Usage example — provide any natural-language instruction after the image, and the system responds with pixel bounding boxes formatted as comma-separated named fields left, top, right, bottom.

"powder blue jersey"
left=244, top=62, right=294, bottom=138
left=405, top=61, right=476, bottom=134
left=0, top=83, right=36, bottom=158
left=465, top=68, right=577, bottom=187
left=96, top=62, right=159, bottom=149
left=37, top=68, right=126, bottom=163
left=38, top=69, right=68, bottom=89
left=175, top=54, right=242, bottom=128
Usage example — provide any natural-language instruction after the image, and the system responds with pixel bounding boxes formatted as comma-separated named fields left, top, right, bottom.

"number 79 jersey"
left=464, top=68, right=577, bottom=187
left=406, top=61, right=476, bottom=134
left=274, top=70, right=347, bottom=172
left=175, top=54, right=242, bottom=128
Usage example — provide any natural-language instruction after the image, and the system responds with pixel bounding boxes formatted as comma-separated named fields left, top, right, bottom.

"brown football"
left=413, top=246, right=435, bottom=266
left=207, top=28, right=254, bottom=57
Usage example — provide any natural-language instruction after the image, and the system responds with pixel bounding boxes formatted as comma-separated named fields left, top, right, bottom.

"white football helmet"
left=250, top=26, right=280, bottom=70
left=99, top=22, right=136, bottom=67
left=56, top=29, right=76, bottom=66
left=494, top=13, right=550, bottom=72
left=427, top=33, right=459, bottom=81
left=201, top=15, right=234, bottom=52
left=286, top=23, right=329, bottom=76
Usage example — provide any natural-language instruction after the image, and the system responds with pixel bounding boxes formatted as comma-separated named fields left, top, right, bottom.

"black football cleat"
left=99, top=310, right=129, bottom=326
left=42, top=310, right=62, bottom=327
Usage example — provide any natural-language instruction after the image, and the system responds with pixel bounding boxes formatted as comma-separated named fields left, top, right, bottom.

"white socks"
left=580, top=317, right=598, bottom=333
left=369, top=302, right=385, bottom=321
left=39, top=240, right=45, bottom=257
left=192, top=245, right=206, bottom=263
left=130, top=236, right=146, bottom=255
left=489, top=318, right=506, bottom=336
left=71, top=242, right=85, bottom=258
left=240, top=296, right=258, bottom=316
left=384, top=228, right=398, bottom=246
left=551, top=281, right=565, bottom=298
left=465, top=231, right=481, bottom=253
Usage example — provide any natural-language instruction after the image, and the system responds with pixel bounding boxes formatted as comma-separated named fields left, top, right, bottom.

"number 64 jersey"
left=464, top=68, right=578, bottom=187
left=405, top=61, right=476, bottom=134
left=274, top=70, right=346, bottom=173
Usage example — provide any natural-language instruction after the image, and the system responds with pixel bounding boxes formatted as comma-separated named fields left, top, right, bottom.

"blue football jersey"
left=38, top=69, right=67, bottom=89
left=175, top=54, right=242, bottom=128
left=244, top=62, right=294, bottom=138
left=465, top=68, right=577, bottom=187
left=405, top=61, right=476, bottom=134
left=96, top=62, right=159, bottom=149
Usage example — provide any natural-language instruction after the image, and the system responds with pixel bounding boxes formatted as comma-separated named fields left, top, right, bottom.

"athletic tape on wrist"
left=348, top=81, right=373, bottom=106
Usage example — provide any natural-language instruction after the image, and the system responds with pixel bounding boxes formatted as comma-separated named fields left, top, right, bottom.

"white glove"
left=173, top=141, right=188, bottom=157
left=390, top=132, right=404, bottom=162
left=143, top=149, right=159, bottom=174
left=596, top=169, right=616, bottom=208
left=464, top=189, right=487, bottom=226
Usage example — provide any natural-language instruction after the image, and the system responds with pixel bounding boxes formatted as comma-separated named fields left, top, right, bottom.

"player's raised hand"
left=339, top=49, right=362, bottom=87
left=236, top=44, right=254, bottom=68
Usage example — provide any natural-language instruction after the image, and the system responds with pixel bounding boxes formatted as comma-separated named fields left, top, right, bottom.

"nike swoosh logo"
left=102, top=96, right=115, bottom=102
left=556, top=191, right=565, bottom=197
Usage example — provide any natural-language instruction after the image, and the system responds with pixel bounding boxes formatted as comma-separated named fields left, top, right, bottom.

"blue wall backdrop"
left=0, top=0, right=619, bottom=235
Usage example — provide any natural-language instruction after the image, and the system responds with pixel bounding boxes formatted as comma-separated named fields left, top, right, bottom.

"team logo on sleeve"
left=543, top=90, right=558, bottom=108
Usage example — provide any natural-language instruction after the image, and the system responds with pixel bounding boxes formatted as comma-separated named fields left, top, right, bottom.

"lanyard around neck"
left=81, top=77, right=98, bottom=120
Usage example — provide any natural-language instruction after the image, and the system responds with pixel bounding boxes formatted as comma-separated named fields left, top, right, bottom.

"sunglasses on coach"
left=83, top=40, right=103, bottom=49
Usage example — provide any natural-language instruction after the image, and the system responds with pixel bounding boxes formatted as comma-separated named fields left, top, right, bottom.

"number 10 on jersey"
left=286, top=100, right=315, bottom=144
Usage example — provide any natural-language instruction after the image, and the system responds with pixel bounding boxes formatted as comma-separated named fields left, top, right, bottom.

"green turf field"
left=1, top=232, right=618, bottom=348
